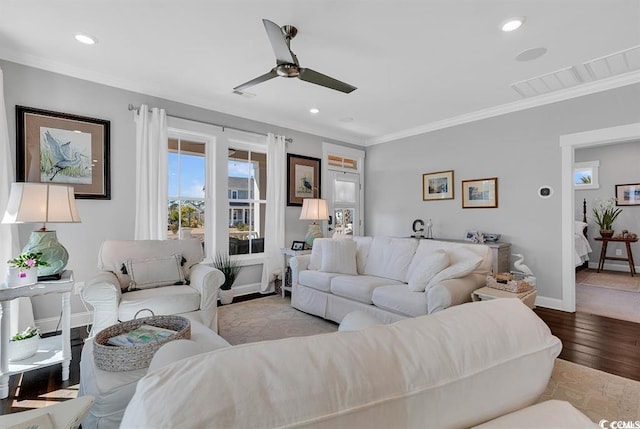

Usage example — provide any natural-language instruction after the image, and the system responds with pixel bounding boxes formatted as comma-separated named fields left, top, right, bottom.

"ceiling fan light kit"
left=234, top=19, right=357, bottom=94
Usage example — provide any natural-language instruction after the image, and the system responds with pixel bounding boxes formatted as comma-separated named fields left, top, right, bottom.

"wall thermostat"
left=538, top=186, right=554, bottom=198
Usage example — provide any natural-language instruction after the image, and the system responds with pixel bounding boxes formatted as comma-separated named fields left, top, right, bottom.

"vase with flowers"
left=5, top=252, right=50, bottom=287
left=592, top=197, right=622, bottom=238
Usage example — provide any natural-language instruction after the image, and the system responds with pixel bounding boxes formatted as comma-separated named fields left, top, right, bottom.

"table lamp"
left=2, top=183, right=81, bottom=279
left=299, top=198, right=329, bottom=249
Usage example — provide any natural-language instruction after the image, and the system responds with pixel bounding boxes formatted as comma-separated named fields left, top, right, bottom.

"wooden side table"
left=280, top=248, right=311, bottom=298
left=0, top=271, right=73, bottom=399
left=594, top=236, right=638, bottom=276
left=471, top=286, right=537, bottom=309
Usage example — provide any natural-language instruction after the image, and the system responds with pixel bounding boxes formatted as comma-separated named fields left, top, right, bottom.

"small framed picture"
left=287, top=153, right=321, bottom=206
left=464, top=231, right=478, bottom=241
left=291, top=241, right=306, bottom=251
left=422, top=170, right=454, bottom=201
left=615, top=183, right=640, bottom=206
left=462, top=177, right=498, bottom=208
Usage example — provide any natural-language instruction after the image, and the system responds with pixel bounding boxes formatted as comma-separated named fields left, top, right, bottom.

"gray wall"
left=365, top=84, right=640, bottom=301
left=576, top=140, right=640, bottom=268
left=1, top=59, right=357, bottom=322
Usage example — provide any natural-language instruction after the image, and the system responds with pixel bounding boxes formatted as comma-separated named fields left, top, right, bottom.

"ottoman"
left=79, top=317, right=230, bottom=429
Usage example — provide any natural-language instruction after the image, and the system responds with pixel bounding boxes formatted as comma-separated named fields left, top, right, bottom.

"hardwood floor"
left=1, top=303, right=638, bottom=416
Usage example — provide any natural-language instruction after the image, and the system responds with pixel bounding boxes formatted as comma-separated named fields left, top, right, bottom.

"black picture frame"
left=615, top=183, right=640, bottom=206
left=16, top=105, right=111, bottom=199
left=291, top=241, right=306, bottom=251
left=287, top=153, right=321, bottom=206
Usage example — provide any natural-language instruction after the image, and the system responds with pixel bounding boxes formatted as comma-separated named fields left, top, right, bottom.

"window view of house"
left=228, top=148, right=266, bottom=255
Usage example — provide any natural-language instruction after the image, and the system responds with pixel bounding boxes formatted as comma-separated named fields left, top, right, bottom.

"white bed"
left=575, top=220, right=592, bottom=267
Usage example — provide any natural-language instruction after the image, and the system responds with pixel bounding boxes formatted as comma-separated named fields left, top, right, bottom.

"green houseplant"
left=592, top=197, right=622, bottom=237
left=6, top=252, right=50, bottom=287
left=212, top=252, right=241, bottom=304
left=8, top=326, right=40, bottom=361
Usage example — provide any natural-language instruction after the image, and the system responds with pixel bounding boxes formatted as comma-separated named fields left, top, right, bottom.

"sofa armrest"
left=289, top=254, right=311, bottom=286
left=82, top=272, right=122, bottom=336
left=188, top=263, right=225, bottom=332
left=426, top=275, right=481, bottom=314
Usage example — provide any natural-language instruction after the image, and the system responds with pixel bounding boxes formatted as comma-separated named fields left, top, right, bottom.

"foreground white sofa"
left=290, top=236, right=492, bottom=324
left=82, top=239, right=225, bottom=336
left=121, top=299, right=562, bottom=428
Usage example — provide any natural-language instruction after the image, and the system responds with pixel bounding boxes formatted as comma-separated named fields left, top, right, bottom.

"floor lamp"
left=299, top=198, right=329, bottom=249
left=2, top=183, right=81, bottom=279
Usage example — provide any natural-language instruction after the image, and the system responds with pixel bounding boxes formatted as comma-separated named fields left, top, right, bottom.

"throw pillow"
left=575, top=220, right=588, bottom=232
left=319, top=239, right=358, bottom=275
left=124, top=253, right=186, bottom=291
left=308, top=238, right=330, bottom=271
left=426, top=248, right=483, bottom=289
left=407, top=249, right=450, bottom=292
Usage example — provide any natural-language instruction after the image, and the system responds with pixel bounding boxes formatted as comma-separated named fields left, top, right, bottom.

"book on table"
left=107, top=324, right=177, bottom=347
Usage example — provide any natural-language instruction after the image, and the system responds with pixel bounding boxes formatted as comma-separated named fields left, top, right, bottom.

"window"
left=167, top=138, right=206, bottom=244
left=574, top=161, right=600, bottom=189
left=228, top=147, right=266, bottom=255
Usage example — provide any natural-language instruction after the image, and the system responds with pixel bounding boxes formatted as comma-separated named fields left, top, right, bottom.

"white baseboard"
left=587, top=261, right=639, bottom=272
left=36, top=311, right=93, bottom=334
left=223, top=282, right=262, bottom=298
left=535, top=296, right=567, bottom=312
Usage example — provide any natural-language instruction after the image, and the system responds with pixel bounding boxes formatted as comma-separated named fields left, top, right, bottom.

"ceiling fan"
left=233, top=19, right=357, bottom=94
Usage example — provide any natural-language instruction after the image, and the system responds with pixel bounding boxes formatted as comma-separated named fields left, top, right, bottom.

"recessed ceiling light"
left=75, top=33, right=97, bottom=45
left=516, top=47, right=547, bottom=62
left=339, top=117, right=354, bottom=123
left=501, top=17, right=525, bottom=32
left=309, top=108, right=320, bottom=114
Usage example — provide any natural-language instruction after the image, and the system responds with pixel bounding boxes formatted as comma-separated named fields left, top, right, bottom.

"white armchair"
left=82, top=239, right=224, bottom=336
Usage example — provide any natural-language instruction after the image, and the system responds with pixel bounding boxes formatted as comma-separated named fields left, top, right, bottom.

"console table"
left=594, top=236, right=638, bottom=276
left=0, top=271, right=73, bottom=399
left=425, top=239, right=511, bottom=273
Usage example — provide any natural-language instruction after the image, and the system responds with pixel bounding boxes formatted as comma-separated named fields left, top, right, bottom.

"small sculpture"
left=426, top=219, right=433, bottom=239
left=512, top=253, right=534, bottom=276
left=412, top=219, right=425, bottom=238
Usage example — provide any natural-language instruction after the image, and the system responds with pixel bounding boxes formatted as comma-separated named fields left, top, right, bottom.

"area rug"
left=219, top=295, right=640, bottom=423
left=577, top=268, right=640, bottom=292
left=576, top=284, right=640, bottom=323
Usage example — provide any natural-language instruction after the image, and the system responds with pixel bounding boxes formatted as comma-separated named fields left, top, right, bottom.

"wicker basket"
left=486, top=273, right=535, bottom=294
left=93, top=310, right=190, bottom=372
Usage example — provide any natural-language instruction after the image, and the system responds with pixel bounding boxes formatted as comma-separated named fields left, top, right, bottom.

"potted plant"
left=212, top=252, right=241, bottom=305
left=8, top=326, right=40, bottom=361
left=6, top=252, right=50, bottom=287
left=592, top=197, right=622, bottom=237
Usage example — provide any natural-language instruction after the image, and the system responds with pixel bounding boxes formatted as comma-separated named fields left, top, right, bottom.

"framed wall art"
left=422, top=170, right=454, bottom=201
left=573, top=161, right=599, bottom=190
left=462, top=177, right=498, bottom=208
left=287, top=153, right=321, bottom=206
left=16, top=106, right=111, bottom=199
left=615, top=183, right=640, bottom=206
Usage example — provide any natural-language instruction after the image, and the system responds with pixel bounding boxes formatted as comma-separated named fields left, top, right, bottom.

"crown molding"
left=365, top=70, right=640, bottom=146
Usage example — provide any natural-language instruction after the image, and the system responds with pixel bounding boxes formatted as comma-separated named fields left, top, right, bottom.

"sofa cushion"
left=320, top=239, right=357, bottom=275
left=298, top=270, right=338, bottom=293
left=124, top=253, right=186, bottom=291
left=372, top=284, right=429, bottom=317
left=352, top=236, right=373, bottom=274
left=427, top=247, right=483, bottom=288
left=331, top=275, right=404, bottom=305
left=307, top=238, right=330, bottom=271
left=363, top=237, right=418, bottom=282
left=118, top=285, right=200, bottom=322
left=407, top=249, right=450, bottom=292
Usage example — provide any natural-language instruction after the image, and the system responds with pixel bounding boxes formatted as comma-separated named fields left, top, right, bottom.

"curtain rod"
left=127, top=104, right=292, bottom=143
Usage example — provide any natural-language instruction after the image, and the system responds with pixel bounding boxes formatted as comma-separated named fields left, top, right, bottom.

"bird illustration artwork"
left=512, top=253, right=534, bottom=276
left=43, top=130, right=86, bottom=181
left=302, top=177, right=313, bottom=192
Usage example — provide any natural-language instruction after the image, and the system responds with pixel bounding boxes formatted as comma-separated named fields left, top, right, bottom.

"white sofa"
left=82, top=239, right=225, bottom=336
left=121, top=299, right=566, bottom=428
left=290, top=236, right=492, bottom=324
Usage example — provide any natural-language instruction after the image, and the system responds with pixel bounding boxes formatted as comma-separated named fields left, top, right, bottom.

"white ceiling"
left=1, top=0, right=639, bottom=146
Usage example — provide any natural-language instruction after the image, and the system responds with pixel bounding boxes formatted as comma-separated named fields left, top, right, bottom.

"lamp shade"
left=299, top=198, right=329, bottom=221
left=2, top=183, right=81, bottom=225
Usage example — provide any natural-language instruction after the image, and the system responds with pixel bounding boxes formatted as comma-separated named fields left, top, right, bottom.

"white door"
left=326, top=170, right=361, bottom=236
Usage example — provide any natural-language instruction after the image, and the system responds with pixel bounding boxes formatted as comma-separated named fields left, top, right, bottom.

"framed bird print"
left=16, top=106, right=111, bottom=199
left=287, top=153, right=321, bottom=206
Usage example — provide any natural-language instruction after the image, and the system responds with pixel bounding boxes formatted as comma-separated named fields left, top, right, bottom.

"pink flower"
left=26, top=259, right=36, bottom=267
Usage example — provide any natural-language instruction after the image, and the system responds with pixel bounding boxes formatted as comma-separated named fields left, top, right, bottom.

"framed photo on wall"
left=287, top=153, right=321, bottom=206
left=462, top=177, right=498, bottom=208
left=16, top=106, right=111, bottom=199
left=422, top=170, right=454, bottom=201
left=616, top=183, right=640, bottom=206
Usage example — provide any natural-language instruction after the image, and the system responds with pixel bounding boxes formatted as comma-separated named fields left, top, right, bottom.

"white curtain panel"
left=260, top=134, right=286, bottom=292
left=134, top=105, right=168, bottom=240
left=0, top=67, right=34, bottom=333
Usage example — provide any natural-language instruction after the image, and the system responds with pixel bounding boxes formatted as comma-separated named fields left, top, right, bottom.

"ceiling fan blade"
left=233, top=69, right=278, bottom=93
left=262, top=19, right=296, bottom=65
left=298, top=68, right=357, bottom=93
